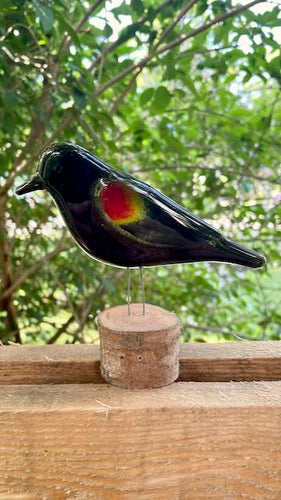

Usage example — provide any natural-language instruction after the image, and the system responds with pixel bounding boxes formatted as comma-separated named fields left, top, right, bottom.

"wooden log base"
left=97, top=303, right=181, bottom=389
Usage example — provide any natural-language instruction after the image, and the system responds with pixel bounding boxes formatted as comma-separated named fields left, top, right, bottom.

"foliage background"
left=0, top=0, right=280, bottom=344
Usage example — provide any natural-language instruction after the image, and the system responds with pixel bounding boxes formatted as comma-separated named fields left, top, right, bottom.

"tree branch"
left=58, top=0, right=105, bottom=56
left=0, top=230, right=68, bottom=307
left=133, top=163, right=279, bottom=184
left=184, top=322, right=256, bottom=341
left=110, top=66, right=143, bottom=116
left=46, top=315, right=76, bottom=344
left=70, top=298, right=94, bottom=344
left=156, top=0, right=266, bottom=56
left=0, top=71, right=60, bottom=195
left=0, top=193, right=20, bottom=341
left=47, top=297, right=93, bottom=344
left=154, top=0, right=198, bottom=50
left=1, top=0, right=266, bottom=197
left=16, top=202, right=53, bottom=270
left=49, top=267, right=82, bottom=328
left=95, top=0, right=265, bottom=96
left=87, top=0, right=172, bottom=75
left=110, top=0, right=199, bottom=115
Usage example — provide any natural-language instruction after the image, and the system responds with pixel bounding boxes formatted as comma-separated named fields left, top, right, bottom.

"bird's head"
left=15, top=143, right=78, bottom=196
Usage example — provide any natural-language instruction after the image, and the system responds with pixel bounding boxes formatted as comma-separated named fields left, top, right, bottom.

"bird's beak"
left=15, top=173, right=44, bottom=195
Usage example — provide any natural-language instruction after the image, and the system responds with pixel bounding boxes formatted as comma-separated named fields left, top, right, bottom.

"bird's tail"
left=213, top=238, right=266, bottom=268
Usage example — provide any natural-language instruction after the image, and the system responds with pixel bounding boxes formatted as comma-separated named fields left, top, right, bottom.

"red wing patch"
left=100, top=182, right=144, bottom=225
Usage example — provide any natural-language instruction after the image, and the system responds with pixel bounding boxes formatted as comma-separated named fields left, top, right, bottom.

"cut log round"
left=97, top=303, right=181, bottom=389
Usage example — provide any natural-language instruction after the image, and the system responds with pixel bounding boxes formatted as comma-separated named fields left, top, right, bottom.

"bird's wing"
left=130, top=177, right=221, bottom=236
left=94, top=176, right=222, bottom=249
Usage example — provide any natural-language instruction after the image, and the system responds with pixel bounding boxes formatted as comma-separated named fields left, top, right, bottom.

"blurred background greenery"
left=0, top=0, right=280, bottom=344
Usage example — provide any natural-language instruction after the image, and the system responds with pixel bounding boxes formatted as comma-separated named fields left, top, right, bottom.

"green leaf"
left=196, top=0, right=208, bottom=15
left=163, top=53, right=175, bottom=80
left=117, top=23, right=140, bottom=45
left=131, top=0, right=144, bottom=15
left=174, top=88, right=185, bottom=98
left=104, top=23, right=113, bottom=38
left=112, top=4, right=131, bottom=17
left=55, top=10, right=81, bottom=47
left=32, top=0, right=54, bottom=33
left=2, top=91, right=20, bottom=109
left=150, top=86, right=172, bottom=114
left=184, top=77, right=198, bottom=97
left=140, top=88, right=154, bottom=106
left=243, top=71, right=252, bottom=83
left=73, top=88, right=87, bottom=109
left=256, top=8, right=281, bottom=28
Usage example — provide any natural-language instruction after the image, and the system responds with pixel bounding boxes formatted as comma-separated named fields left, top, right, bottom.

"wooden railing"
left=0, top=341, right=281, bottom=498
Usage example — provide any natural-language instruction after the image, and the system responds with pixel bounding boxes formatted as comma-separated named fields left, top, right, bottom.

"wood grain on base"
left=0, top=381, right=281, bottom=499
left=0, top=341, right=281, bottom=384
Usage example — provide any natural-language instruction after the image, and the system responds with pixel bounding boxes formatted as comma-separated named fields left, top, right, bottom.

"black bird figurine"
left=16, top=143, right=265, bottom=309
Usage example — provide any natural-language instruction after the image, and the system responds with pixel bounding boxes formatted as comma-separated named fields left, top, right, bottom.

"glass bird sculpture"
left=16, top=143, right=265, bottom=307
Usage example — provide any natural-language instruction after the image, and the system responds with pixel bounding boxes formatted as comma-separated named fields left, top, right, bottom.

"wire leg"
left=127, top=267, right=131, bottom=316
left=139, top=266, right=145, bottom=315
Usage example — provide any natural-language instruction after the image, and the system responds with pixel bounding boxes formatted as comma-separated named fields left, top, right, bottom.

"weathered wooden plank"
left=0, top=341, right=281, bottom=384
left=179, top=341, right=281, bottom=382
left=0, top=381, right=281, bottom=499
left=0, top=344, right=103, bottom=385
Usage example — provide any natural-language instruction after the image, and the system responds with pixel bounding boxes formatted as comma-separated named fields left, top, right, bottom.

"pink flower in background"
left=28, top=198, right=35, bottom=208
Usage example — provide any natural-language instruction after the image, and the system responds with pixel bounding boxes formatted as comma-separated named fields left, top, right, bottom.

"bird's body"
left=16, top=143, right=265, bottom=269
